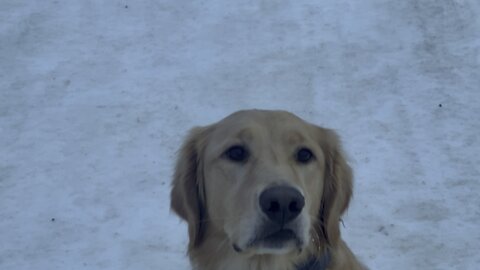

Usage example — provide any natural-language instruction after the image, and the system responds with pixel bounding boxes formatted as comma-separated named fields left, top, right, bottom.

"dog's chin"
left=233, top=229, right=305, bottom=255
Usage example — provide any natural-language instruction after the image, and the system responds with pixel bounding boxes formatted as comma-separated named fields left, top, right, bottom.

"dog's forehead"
left=213, top=110, right=310, bottom=139
left=219, top=110, right=307, bottom=127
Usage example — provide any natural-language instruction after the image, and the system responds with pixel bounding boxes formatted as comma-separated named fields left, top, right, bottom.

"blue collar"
left=296, top=251, right=331, bottom=270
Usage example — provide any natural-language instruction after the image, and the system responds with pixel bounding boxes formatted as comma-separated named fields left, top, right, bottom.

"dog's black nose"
left=259, top=186, right=305, bottom=225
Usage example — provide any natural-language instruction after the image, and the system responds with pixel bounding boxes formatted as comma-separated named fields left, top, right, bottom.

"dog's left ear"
left=313, top=126, right=353, bottom=248
left=170, top=126, right=211, bottom=250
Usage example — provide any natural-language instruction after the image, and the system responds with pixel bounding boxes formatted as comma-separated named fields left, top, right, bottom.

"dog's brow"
left=235, top=128, right=254, bottom=142
left=286, top=131, right=306, bottom=145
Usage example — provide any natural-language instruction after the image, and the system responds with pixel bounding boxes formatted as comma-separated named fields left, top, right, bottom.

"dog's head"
left=171, top=110, right=352, bottom=256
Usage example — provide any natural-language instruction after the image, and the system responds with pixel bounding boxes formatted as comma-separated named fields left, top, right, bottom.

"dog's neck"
left=189, top=230, right=328, bottom=270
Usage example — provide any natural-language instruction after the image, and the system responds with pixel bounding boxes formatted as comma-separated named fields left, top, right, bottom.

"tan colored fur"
left=171, top=110, right=366, bottom=270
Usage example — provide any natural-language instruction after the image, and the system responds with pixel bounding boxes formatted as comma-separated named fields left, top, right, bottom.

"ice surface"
left=1, top=0, right=479, bottom=269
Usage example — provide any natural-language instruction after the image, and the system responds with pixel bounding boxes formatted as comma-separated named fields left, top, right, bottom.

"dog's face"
left=202, top=111, right=325, bottom=254
left=171, top=110, right=352, bottom=257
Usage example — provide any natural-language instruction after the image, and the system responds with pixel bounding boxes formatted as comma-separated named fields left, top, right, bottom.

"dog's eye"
left=296, top=148, right=314, bottom=164
left=225, top=145, right=249, bottom=162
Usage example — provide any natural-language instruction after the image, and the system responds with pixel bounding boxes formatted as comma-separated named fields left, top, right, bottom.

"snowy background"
left=1, top=0, right=479, bottom=269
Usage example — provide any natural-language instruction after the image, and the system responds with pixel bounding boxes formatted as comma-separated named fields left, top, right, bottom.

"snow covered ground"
left=1, top=0, right=479, bottom=269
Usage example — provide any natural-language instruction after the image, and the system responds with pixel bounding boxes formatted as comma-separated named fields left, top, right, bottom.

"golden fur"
left=171, top=110, right=366, bottom=270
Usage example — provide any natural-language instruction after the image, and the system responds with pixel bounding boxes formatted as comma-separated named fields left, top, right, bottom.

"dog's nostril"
left=289, top=201, right=300, bottom=213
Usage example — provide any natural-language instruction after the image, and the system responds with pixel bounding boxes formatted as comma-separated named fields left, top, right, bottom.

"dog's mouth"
left=234, top=228, right=303, bottom=253
left=261, top=229, right=297, bottom=244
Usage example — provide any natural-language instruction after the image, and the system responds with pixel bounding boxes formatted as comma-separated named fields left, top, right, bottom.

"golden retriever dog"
left=171, top=110, right=366, bottom=270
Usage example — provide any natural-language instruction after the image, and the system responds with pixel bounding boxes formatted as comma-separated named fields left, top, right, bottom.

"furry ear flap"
left=315, top=127, right=353, bottom=248
left=170, top=127, right=211, bottom=250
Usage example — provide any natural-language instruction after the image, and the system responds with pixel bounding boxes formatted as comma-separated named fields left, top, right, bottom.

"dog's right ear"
left=171, top=126, right=211, bottom=250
